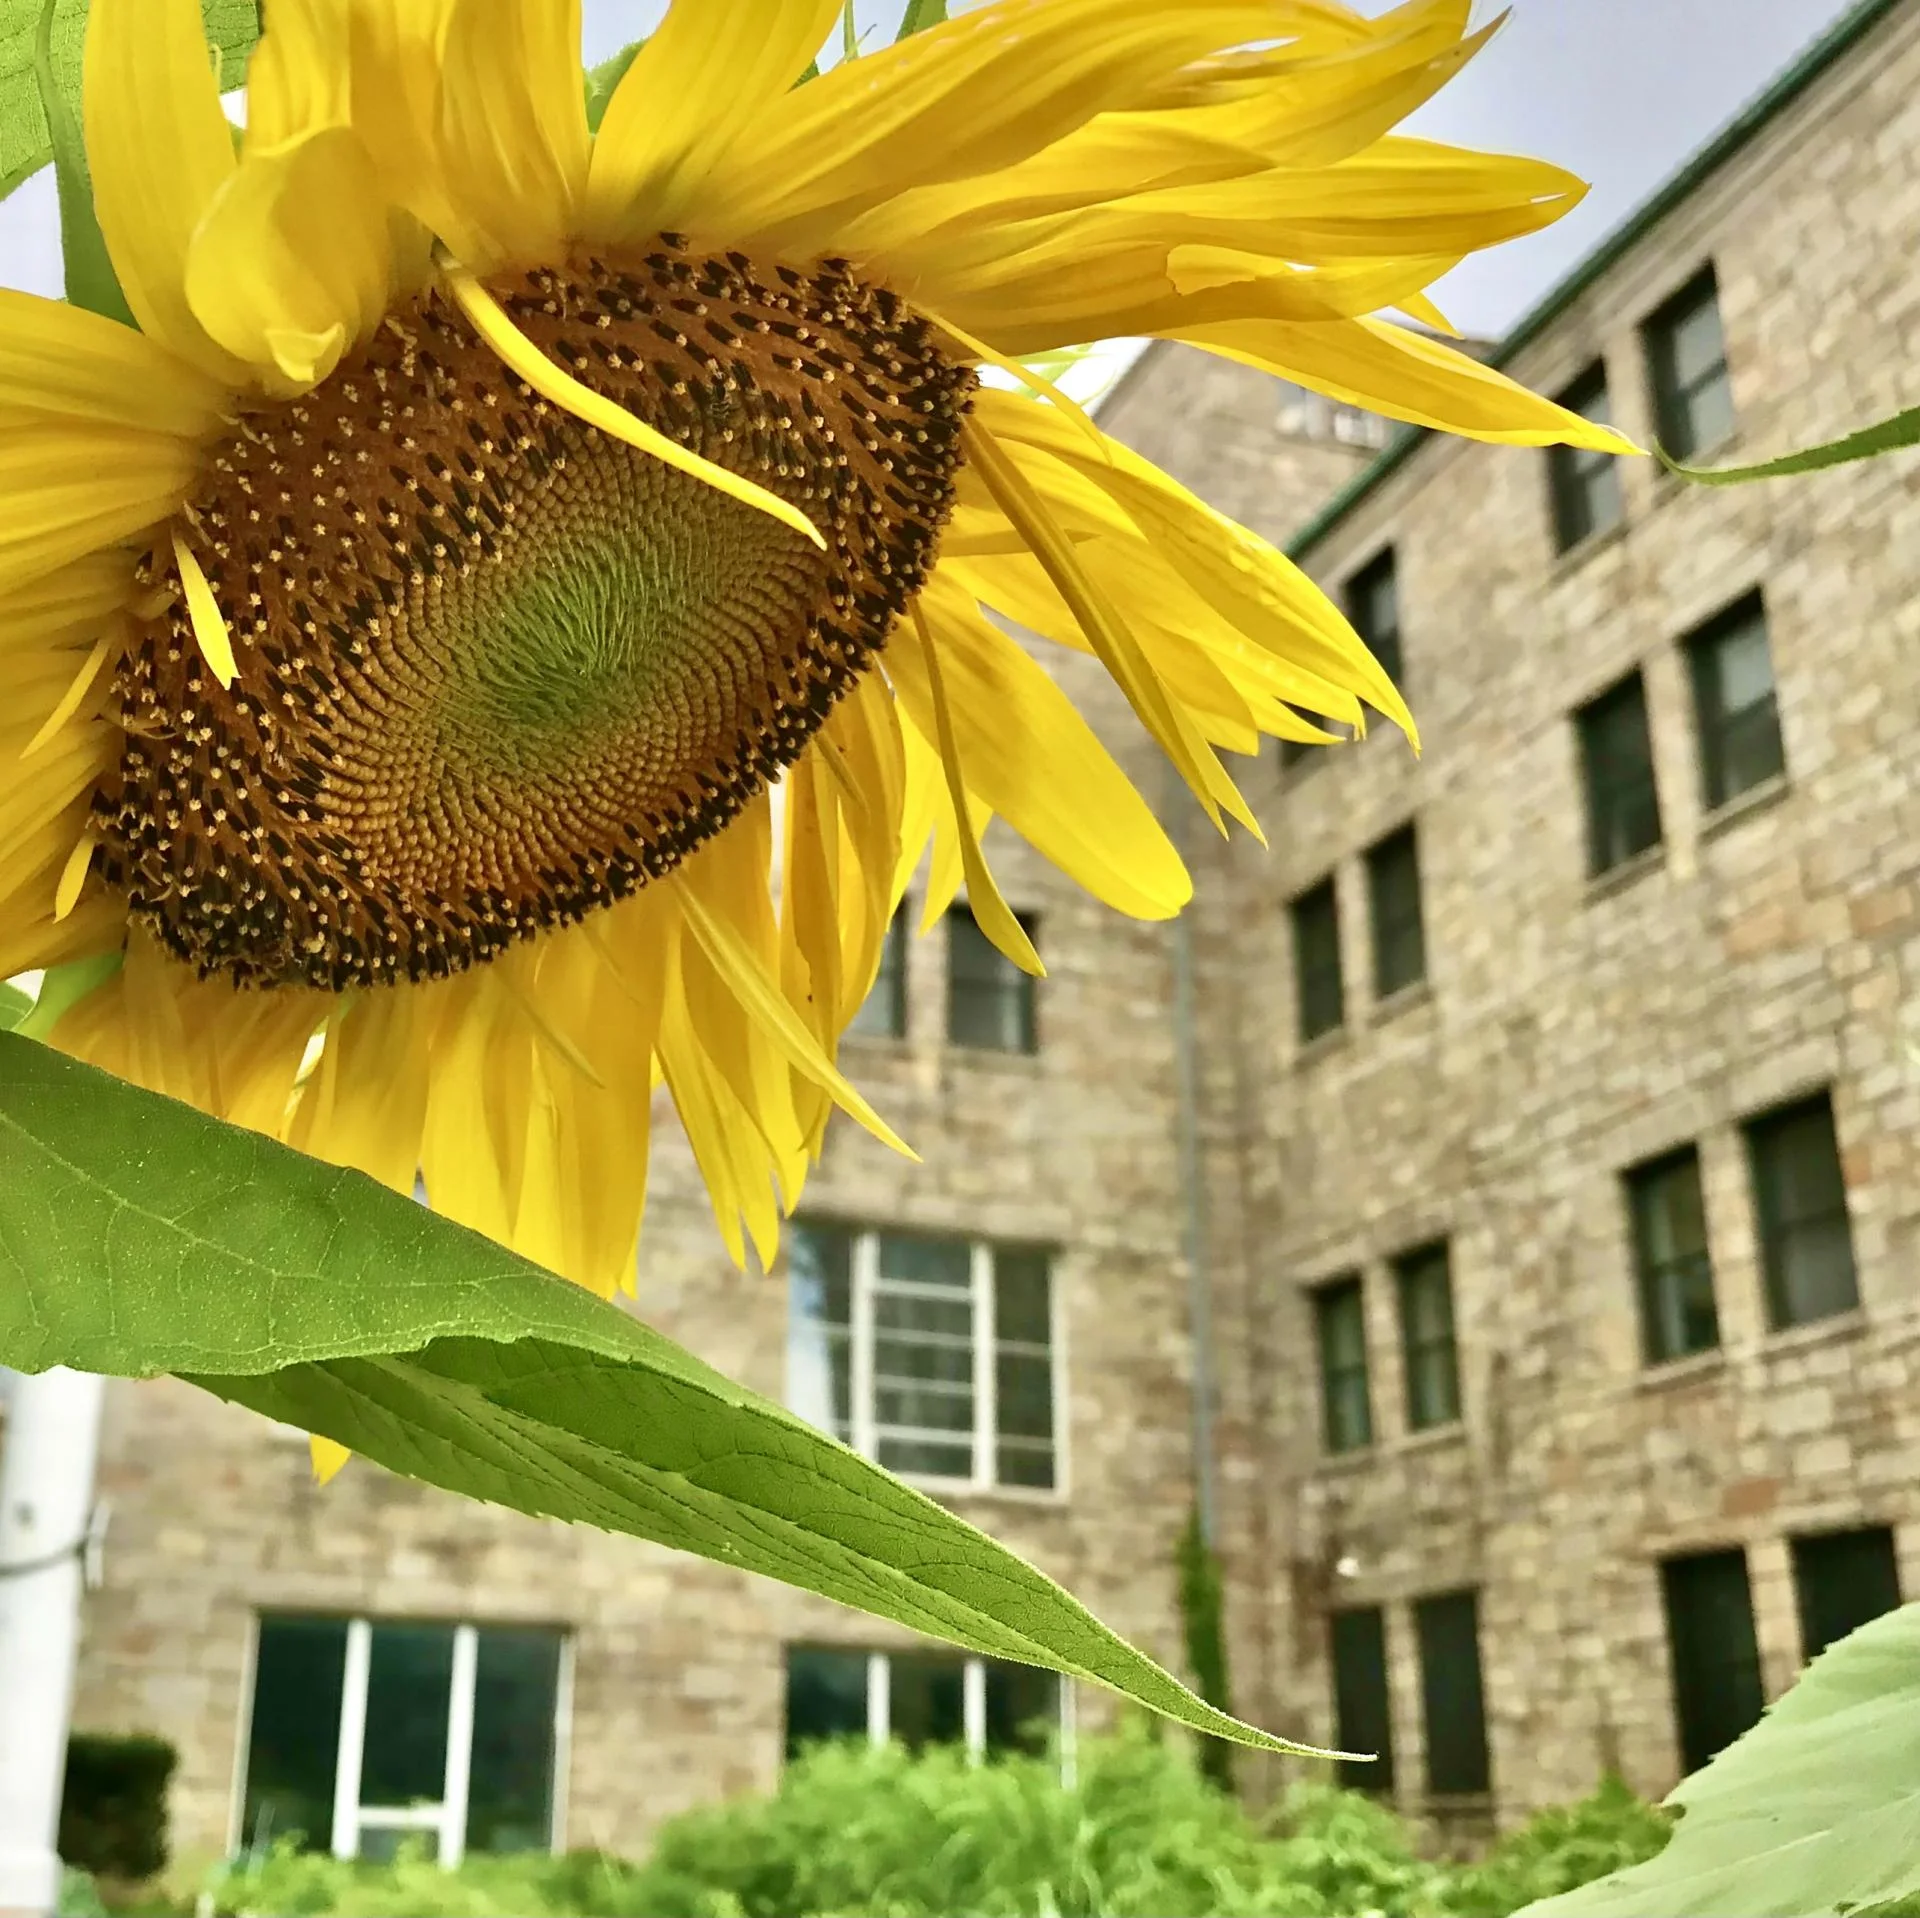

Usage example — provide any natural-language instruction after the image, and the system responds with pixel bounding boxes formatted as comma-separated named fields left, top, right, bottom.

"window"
left=1313, top=1276, right=1372, bottom=1455
left=1687, top=593, right=1785, bottom=809
left=847, top=907, right=908, bottom=1040
left=1576, top=671, right=1662, bottom=877
left=1291, top=876, right=1344, bottom=1044
left=1394, top=1242, right=1460, bottom=1431
left=1625, top=1147, right=1720, bottom=1365
left=1328, top=1608, right=1394, bottom=1794
left=1346, top=548, right=1403, bottom=690
left=785, top=1647, right=1060, bottom=1761
left=788, top=1225, right=1057, bottom=1490
left=1661, top=1549, right=1764, bottom=1774
left=1547, top=363, right=1624, bottom=550
left=1366, top=824, right=1427, bottom=1000
left=1746, top=1092, right=1858, bottom=1329
left=1414, top=1591, right=1491, bottom=1796
left=1646, top=266, right=1734, bottom=459
left=946, top=904, right=1037, bottom=1053
left=1792, top=1528, right=1902, bottom=1663
left=238, top=1617, right=563, bottom=1863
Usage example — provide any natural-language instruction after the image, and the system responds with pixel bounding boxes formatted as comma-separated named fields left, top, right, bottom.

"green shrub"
left=60, top=1734, right=176, bottom=1883
left=56, top=1867, right=108, bottom=1918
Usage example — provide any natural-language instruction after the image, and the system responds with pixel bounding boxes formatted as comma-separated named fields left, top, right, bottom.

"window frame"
left=784, top=1645, right=1069, bottom=1765
left=1645, top=264, right=1735, bottom=461
left=788, top=1225, right=1064, bottom=1496
left=1328, top=1606, right=1395, bottom=1795
left=1546, top=361, right=1625, bottom=552
left=1744, top=1091, right=1859, bottom=1332
left=1685, top=591, right=1786, bottom=812
left=1393, top=1241, right=1461, bottom=1432
left=1413, top=1589, right=1492, bottom=1798
left=1365, top=822, right=1427, bottom=1002
left=1575, top=669, right=1663, bottom=878
left=1344, top=546, right=1403, bottom=691
left=232, top=1614, right=570, bottom=1865
left=1623, top=1145, right=1721, bottom=1367
left=1790, top=1526, right=1903, bottom=1664
left=945, top=903, right=1040, bottom=1055
left=846, top=905, right=909, bottom=1041
left=1312, top=1274, right=1373, bottom=1456
left=1291, top=875, right=1346, bottom=1045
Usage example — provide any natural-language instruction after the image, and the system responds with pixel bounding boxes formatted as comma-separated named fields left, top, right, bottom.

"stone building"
left=21, top=0, right=1920, bottom=1867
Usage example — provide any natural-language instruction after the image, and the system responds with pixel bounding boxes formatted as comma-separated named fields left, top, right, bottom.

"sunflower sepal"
left=0, top=1032, right=1338, bottom=1759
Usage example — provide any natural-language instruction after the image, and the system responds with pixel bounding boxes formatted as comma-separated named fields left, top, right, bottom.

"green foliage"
left=59, top=1732, right=177, bottom=1883
left=896, top=0, right=949, bottom=37
left=1515, top=1603, right=1920, bottom=1917
left=1667, top=400, right=1920, bottom=484
left=56, top=1867, right=107, bottom=1918
left=190, top=1741, right=1665, bottom=1917
left=0, top=0, right=257, bottom=201
left=582, top=40, right=641, bottom=131
left=0, top=1034, right=1306, bottom=1755
left=1174, top=1509, right=1235, bottom=1791
left=0, top=980, right=30, bottom=1031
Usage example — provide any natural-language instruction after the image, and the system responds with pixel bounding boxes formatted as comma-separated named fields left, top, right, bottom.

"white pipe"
left=0, top=1367, right=106, bottom=1918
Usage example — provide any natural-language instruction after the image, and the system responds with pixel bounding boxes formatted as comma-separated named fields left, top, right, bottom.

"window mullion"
left=972, top=1243, right=995, bottom=1489
left=331, top=1618, right=372, bottom=1860
left=852, top=1233, right=878, bottom=1460
left=867, top=1651, right=890, bottom=1748
left=440, top=1624, right=479, bottom=1868
left=963, top=1657, right=987, bottom=1764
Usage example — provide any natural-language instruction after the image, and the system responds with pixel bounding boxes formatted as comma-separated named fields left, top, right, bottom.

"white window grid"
left=227, top=1616, right=572, bottom=1867
left=840, top=1233, right=1063, bottom=1496
left=852, top=1651, right=1076, bottom=1765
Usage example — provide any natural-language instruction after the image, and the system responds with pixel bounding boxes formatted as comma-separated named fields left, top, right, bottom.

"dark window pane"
left=995, top=1441, right=1056, bottom=1490
left=1662, top=1549, right=1764, bottom=1774
left=243, top=1617, right=347, bottom=1853
left=786, top=1647, right=870, bottom=1758
left=1415, top=1591, right=1491, bottom=1796
left=1547, top=364, right=1624, bottom=551
left=360, top=1623, right=453, bottom=1809
left=1747, top=1093, right=1858, bottom=1329
left=1647, top=267, right=1734, bottom=460
left=465, top=1629, right=561, bottom=1855
left=947, top=906, right=1037, bottom=1053
left=992, top=1247, right=1052, bottom=1346
left=847, top=908, right=908, bottom=1039
left=1366, top=825, right=1427, bottom=1000
left=1626, top=1147, right=1720, bottom=1365
left=1394, top=1242, right=1460, bottom=1431
left=1346, top=549, right=1403, bottom=690
left=879, top=1233, right=972, bottom=1289
left=788, top=1223, right=854, bottom=1441
left=1576, top=671, right=1662, bottom=876
left=1688, top=595, right=1785, bottom=810
left=878, top=1435, right=974, bottom=1478
left=888, top=1655, right=967, bottom=1752
left=1313, top=1276, right=1372, bottom=1455
left=1329, top=1608, right=1394, bottom=1794
left=994, top=1353, right=1053, bottom=1441
left=1291, top=877, right=1344, bottom=1044
left=984, top=1663, right=1060, bottom=1757
left=1792, top=1528, right=1903, bottom=1663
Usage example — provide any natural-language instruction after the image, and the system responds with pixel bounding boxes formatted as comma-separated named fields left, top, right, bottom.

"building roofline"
left=1286, top=0, right=1908, bottom=563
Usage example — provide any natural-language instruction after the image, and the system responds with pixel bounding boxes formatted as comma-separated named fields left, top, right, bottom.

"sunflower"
left=3, top=0, right=1626, bottom=1297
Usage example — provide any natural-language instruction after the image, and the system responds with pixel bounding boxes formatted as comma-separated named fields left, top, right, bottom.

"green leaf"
left=0, top=0, right=258, bottom=205
left=582, top=37, right=642, bottom=133
left=0, top=1033, right=1324, bottom=1758
left=1667, top=401, right=1920, bottom=485
left=33, top=0, right=128, bottom=322
left=0, top=983, right=30, bottom=1033
left=1515, top=1603, right=1920, bottom=1918
left=896, top=0, right=948, bottom=38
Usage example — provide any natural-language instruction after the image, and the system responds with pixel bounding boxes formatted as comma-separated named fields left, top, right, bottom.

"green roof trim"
left=1287, top=0, right=1907, bottom=562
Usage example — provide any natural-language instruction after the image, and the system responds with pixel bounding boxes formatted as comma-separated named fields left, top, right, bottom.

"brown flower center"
left=93, top=240, right=977, bottom=989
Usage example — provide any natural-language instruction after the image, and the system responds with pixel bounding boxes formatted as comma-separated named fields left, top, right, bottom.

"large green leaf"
left=1517, top=1603, right=1920, bottom=1917
left=0, top=982, right=30, bottom=1032
left=897, top=0, right=950, bottom=36
left=1667, top=401, right=1920, bottom=485
left=0, top=1032, right=1322, bottom=1756
left=0, top=0, right=257, bottom=203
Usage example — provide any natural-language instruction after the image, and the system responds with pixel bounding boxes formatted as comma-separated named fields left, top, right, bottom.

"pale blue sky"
left=0, top=0, right=1866, bottom=346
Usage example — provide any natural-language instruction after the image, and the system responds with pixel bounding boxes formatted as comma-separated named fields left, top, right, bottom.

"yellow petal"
left=52, top=832, right=94, bottom=921
left=0, top=289, right=224, bottom=437
left=83, top=0, right=248, bottom=387
left=244, top=0, right=351, bottom=149
left=907, top=602, right=1042, bottom=978
left=441, top=265, right=828, bottom=552
left=0, top=432, right=197, bottom=597
left=171, top=530, right=239, bottom=688
left=186, top=129, right=394, bottom=392
left=584, top=0, right=843, bottom=242
left=889, top=579, right=1190, bottom=921
left=22, top=632, right=116, bottom=759
left=437, top=0, right=589, bottom=267
left=311, top=1436, right=352, bottom=1484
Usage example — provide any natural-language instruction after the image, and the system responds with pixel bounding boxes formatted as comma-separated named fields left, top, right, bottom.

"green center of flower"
left=93, top=243, right=978, bottom=989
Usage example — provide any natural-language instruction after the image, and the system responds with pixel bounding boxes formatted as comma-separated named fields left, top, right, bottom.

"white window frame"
left=849, top=1650, right=1069, bottom=1765
left=232, top=1615, right=567, bottom=1869
left=833, top=1230, right=1062, bottom=1497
